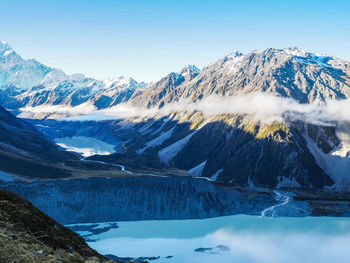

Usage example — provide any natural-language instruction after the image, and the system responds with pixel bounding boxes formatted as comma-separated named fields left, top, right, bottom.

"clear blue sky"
left=1, top=0, right=349, bottom=82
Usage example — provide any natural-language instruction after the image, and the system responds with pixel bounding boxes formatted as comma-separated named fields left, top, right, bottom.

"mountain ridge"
left=0, top=41, right=150, bottom=110
left=3, top=41, right=350, bottom=118
left=130, top=47, right=350, bottom=109
left=2, top=42, right=350, bottom=192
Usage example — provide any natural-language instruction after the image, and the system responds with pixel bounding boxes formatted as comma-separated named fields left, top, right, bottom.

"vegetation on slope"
left=0, top=189, right=110, bottom=263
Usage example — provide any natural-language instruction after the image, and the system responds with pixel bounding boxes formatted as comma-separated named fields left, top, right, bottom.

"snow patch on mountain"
left=0, top=170, right=19, bottom=182
left=188, top=160, right=207, bottom=177
left=103, top=76, right=140, bottom=90
left=304, top=133, right=350, bottom=192
left=332, top=123, right=350, bottom=158
left=137, top=126, right=176, bottom=154
left=282, top=47, right=308, bottom=57
left=3, top=50, right=14, bottom=57
left=210, top=168, right=223, bottom=181
left=158, top=131, right=198, bottom=163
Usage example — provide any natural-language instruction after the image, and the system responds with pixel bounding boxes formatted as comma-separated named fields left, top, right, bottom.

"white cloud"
left=20, top=102, right=96, bottom=116
left=19, top=93, right=350, bottom=126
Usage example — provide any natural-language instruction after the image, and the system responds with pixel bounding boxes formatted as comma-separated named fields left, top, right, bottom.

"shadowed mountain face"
left=0, top=105, right=76, bottom=162
left=0, top=105, right=79, bottom=178
left=78, top=112, right=334, bottom=190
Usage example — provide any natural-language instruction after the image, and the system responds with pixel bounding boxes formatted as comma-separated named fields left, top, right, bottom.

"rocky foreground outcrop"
left=0, top=189, right=109, bottom=262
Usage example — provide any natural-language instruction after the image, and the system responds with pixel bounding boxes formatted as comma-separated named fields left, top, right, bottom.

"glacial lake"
left=68, top=215, right=350, bottom=263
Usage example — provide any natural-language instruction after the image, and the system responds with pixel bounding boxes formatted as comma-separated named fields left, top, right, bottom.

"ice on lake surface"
left=69, top=215, right=350, bottom=263
left=55, top=136, right=115, bottom=157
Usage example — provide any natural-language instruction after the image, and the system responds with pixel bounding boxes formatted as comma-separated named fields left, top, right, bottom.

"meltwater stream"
left=82, top=159, right=170, bottom=177
left=261, top=191, right=292, bottom=217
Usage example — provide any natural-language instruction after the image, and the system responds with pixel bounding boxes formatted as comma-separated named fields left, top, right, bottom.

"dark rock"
left=194, top=247, right=213, bottom=253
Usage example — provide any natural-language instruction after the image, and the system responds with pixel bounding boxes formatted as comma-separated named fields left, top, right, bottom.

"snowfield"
left=0, top=171, right=19, bottom=182
left=158, top=131, right=198, bottom=164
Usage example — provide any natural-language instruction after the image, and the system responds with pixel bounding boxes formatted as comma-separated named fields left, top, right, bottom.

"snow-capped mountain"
left=131, top=47, right=350, bottom=108
left=131, top=64, right=201, bottom=108
left=61, top=48, right=350, bottom=192
left=92, top=76, right=147, bottom=109
left=0, top=41, right=147, bottom=110
left=0, top=41, right=53, bottom=91
left=2, top=42, right=350, bottom=113
left=3, top=42, right=350, bottom=193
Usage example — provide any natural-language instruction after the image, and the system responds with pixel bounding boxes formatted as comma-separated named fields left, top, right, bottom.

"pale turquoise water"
left=70, top=215, right=350, bottom=263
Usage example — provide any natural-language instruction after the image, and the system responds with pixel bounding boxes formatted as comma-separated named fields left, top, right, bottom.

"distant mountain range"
left=0, top=41, right=148, bottom=110
left=131, top=47, right=350, bottom=108
left=2, top=40, right=350, bottom=115
left=0, top=41, right=202, bottom=113
left=1, top=40, right=350, bottom=121
left=2, top=41, right=350, bottom=192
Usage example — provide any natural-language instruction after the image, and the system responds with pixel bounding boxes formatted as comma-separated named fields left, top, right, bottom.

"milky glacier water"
left=69, top=215, right=350, bottom=263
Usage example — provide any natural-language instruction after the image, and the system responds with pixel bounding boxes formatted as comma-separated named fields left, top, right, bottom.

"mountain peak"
left=103, top=76, right=140, bottom=90
left=282, top=47, right=308, bottom=57
left=180, top=65, right=200, bottom=75
left=222, top=50, right=244, bottom=65
left=228, top=50, right=244, bottom=58
left=0, top=40, right=12, bottom=54
left=178, top=65, right=201, bottom=82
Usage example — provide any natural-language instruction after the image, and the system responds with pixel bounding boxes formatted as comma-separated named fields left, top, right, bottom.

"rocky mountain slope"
left=130, top=65, right=200, bottom=108
left=131, top=47, right=350, bottom=108
left=0, top=105, right=144, bottom=180
left=2, top=43, right=350, bottom=114
left=80, top=111, right=347, bottom=191
left=2, top=42, right=350, bottom=193
left=0, top=105, right=80, bottom=178
left=31, top=106, right=350, bottom=192
left=0, top=188, right=110, bottom=262
left=87, top=48, right=350, bottom=192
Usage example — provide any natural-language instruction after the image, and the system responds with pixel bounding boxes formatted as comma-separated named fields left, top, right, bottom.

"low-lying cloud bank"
left=20, top=102, right=96, bottom=116
left=20, top=93, right=350, bottom=125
